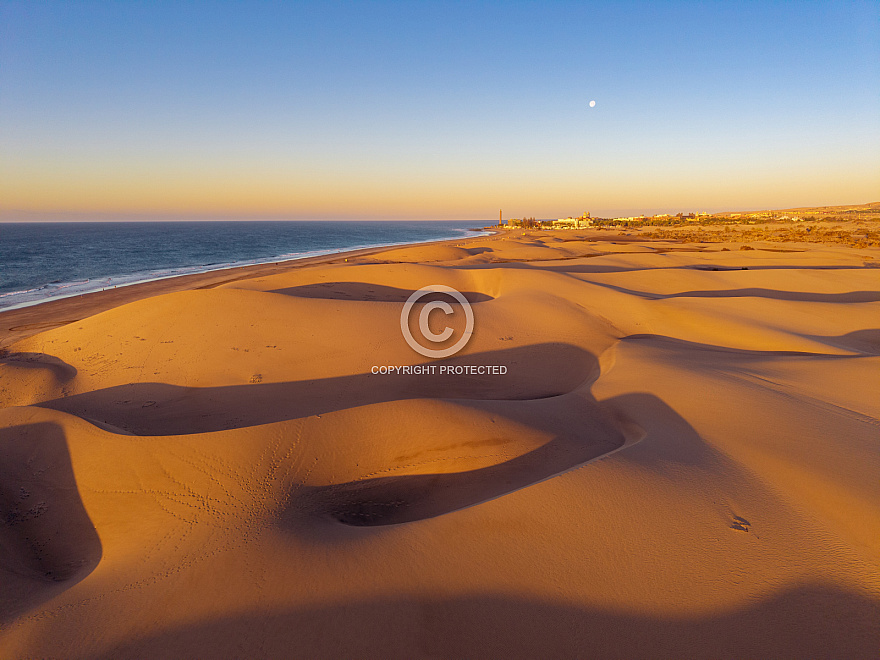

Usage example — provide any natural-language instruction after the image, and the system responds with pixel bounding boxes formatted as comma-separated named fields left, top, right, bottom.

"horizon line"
left=1, top=201, right=877, bottom=223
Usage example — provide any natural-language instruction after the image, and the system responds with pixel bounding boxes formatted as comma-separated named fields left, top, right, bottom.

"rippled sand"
left=1, top=228, right=878, bottom=658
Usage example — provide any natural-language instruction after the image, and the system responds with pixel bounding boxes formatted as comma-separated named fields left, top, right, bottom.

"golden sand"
left=1, top=228, right=878, bottom=658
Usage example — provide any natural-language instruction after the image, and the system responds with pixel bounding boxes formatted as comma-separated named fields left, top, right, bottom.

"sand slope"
left=1, top=229, right=878, bottom=658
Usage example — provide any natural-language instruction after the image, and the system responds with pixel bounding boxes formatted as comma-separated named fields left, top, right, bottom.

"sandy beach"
left=1, top=225, right=878, bottom=658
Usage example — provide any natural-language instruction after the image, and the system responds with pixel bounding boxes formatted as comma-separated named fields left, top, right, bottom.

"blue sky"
left=1, top=1, right=878, bottom=220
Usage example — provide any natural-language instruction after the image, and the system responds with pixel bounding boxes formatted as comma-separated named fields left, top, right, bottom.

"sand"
left=1, top=227, right=878, bottom=658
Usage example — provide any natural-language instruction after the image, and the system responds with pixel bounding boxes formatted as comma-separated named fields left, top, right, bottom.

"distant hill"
left=759, top=202, right=879, bottom=215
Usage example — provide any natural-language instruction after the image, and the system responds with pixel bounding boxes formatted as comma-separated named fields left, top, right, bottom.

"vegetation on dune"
left=639, top=221, right=880, bottom=249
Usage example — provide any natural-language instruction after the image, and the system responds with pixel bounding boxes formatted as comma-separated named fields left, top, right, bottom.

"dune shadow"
left=0, top=352, right=78, bottom=381
left=598, top=391, right=728, bottom=472
left=0, top=422, right=102, bottom=623
left=667, top=287, right=880, bottom=303
left=285, top=392, right=629, bottom=529
left=651, top=246, right=713, bottom=253
left=619, top=333, right=870, bottom=359
left=95, top=587, right=880, bottom=659
left=476, top=263, right=879, bottom=275
left=36, top=343, right=599, bottom=435
left=584, top=281, right=880, bottom=304
left=801, top=329, right=880, bottom=355
left=268, top=282, right=493, bottom=303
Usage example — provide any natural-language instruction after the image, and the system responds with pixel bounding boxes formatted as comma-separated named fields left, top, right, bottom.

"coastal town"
left=2, top=1, right=877, bottom=658
left=498, top=201, right=880, bottom=230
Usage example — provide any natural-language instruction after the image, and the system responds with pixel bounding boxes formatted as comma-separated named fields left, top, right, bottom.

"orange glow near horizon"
left=2, top=3, right=878, bottom=221
left=3, top=159, right=878, bottom=221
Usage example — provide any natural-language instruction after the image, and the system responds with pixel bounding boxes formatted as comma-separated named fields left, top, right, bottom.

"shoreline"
left=0, top=228, right=497, bottom=349
left=1, top=222, right=878, bottom=657
left=0, top=225, right=497, bottom=314
left=5, top=221, right=876, bottom=350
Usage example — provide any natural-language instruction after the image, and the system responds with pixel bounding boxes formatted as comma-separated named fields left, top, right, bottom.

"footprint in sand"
left=730, top=515, right=751, bottom=532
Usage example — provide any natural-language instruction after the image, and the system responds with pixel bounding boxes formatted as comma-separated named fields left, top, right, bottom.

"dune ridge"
left=1, top=228, right=878, bottom=658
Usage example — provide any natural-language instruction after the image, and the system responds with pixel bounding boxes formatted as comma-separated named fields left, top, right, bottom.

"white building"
left=553, top=212, right=593, bottom=229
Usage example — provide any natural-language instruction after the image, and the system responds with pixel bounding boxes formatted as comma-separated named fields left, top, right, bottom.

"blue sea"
left=0, top=220, right=489, bottom=311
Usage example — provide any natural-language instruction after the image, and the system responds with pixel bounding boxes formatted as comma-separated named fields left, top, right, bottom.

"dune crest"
left=1, top=228, right=878, bottom=658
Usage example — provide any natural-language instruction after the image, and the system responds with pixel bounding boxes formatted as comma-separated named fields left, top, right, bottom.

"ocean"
left=0, top=220, right=489, bottom=311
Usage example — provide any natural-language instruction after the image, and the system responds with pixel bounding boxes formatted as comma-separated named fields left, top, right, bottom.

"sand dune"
left=1, top=228, right=878, bottom=658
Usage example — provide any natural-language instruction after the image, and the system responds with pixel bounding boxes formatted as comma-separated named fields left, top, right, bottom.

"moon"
left=589, top=100, right=596, bottom=108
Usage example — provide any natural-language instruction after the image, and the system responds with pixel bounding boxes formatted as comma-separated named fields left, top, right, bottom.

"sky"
left=1, top=0, right=878, bottom=221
